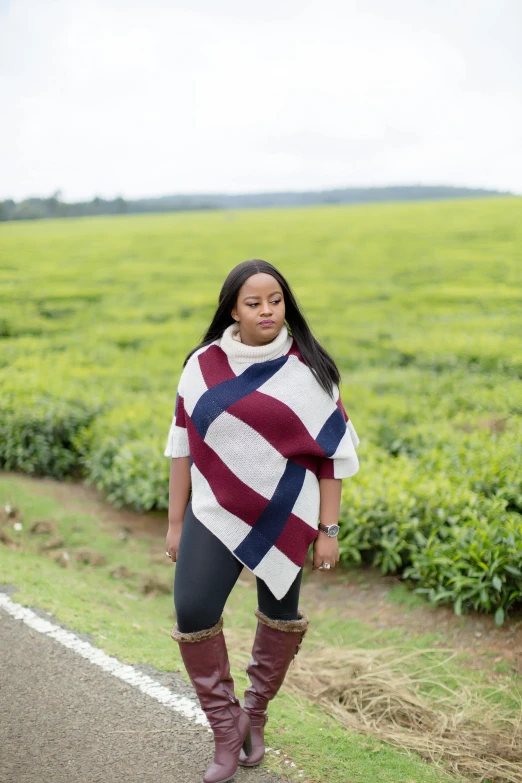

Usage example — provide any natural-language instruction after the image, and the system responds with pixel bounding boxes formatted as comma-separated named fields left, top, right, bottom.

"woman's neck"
left=220, top=322, right=292, bottom=363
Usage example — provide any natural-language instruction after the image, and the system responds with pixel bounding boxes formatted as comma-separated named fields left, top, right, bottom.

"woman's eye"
left=246, top=300, right=281, bottom=307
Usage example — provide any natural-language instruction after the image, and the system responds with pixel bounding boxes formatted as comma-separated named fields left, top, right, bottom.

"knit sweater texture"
left=164, top=323, right=360, bottom=599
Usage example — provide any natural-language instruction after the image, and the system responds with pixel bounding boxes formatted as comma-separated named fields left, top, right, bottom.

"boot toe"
left=203, top=762, right=236, bottom=783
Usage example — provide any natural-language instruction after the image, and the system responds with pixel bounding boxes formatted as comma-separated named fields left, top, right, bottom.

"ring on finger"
left=319, top=561, right=331, bottom=570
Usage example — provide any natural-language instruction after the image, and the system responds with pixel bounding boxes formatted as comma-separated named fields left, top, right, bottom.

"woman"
left=165, top=259, right=359, bottom=783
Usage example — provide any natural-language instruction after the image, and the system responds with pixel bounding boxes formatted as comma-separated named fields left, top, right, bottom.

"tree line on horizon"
left=0, top=185, right=512, bottom=222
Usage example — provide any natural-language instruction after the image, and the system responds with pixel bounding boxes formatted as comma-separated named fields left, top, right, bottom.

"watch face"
left=327, top=524, right=339, bottom=537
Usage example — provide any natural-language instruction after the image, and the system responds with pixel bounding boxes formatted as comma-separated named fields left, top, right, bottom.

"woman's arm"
left=165, top=456, right=191, bottom=562
left=312, top=478, right=342, bottom=569
left=319, top=477, right=342, bottom=526
left=168, top=456, right=191, bottom=525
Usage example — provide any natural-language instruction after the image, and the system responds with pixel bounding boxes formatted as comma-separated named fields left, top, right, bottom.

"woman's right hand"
left=165, top=522, right=182, bottom=562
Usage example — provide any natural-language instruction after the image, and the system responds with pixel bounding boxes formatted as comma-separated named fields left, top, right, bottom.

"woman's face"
left=231, top=273, right=286, bottom=347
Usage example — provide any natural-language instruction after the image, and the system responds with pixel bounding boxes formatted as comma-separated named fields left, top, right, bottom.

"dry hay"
left=110, top=565, right=134, bottom=580
left=51, top=550, right=71, bottom=568
left=29, top=519, right=58, bottom=535
left=139, top=574, right=171, bottom=596
left=73, top=548, right=107, bottom=566
left=39, top=536, right=64, bottom=551
left=283, top=645, right=522, bottom=783
left=0, top=528, right=16, bottom=548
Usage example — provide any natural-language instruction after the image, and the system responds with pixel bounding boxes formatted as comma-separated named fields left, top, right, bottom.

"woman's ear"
left=231, top=307, right=239, bottom=321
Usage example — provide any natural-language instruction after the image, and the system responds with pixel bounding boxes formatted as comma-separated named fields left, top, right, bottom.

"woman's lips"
left=259, top=320, right=275, bottom=326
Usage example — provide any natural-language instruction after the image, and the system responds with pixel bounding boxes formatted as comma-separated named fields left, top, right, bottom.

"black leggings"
left=174, top=501, right=303, bottom=633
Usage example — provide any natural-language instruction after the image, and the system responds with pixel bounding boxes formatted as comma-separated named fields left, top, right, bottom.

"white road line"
left=0, top=592, right=305, bottom=776
left=0, top=592, right=208, bottom=728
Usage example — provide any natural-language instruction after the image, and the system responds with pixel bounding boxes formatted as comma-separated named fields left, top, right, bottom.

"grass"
left=386, top=583, right=435, bottom=610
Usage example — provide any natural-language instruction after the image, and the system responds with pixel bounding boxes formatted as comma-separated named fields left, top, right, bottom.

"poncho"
left=164, top=322, right=360, bottom=599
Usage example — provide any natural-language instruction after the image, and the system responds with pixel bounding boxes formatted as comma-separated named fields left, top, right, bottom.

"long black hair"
left=184, top=259, right=341, bottom=397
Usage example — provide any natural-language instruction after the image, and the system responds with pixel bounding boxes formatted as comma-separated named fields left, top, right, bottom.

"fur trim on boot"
left=254, top=609, right=309, bottom=635
left=170, top=616, right=223, bottom=643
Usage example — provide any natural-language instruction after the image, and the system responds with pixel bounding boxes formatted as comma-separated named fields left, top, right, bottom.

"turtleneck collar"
left=220, top=322, right=293, bottom=363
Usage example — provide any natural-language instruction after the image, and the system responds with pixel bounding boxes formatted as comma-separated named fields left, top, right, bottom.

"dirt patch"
left=300, top=568, right=522, bottom=675
left=139, top=574, right=171, bottom=596
left=232, top=559, right=522, bottom=676
left=73, top=548, right=107, bottom=566
left=39, top=536, right=64, bottom=551
left=110, top=565, right=134, bottom=580
left=30, top=520, right=58, bottom=535
left=18, top=474, right=168, bottom=540
left=51, top=550, right=71, bottom=568
left=0, top=529, right=16, bottom=548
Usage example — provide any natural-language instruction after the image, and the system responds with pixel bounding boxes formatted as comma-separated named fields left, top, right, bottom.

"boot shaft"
left=171, top=617, right=252, bottom=783
left=245, top=610, right=309, bottom=710
left=172, top=619, right=239, bottom=720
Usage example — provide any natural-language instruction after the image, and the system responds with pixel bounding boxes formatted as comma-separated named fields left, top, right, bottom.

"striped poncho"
left=165, top=322, right=360, bottom=599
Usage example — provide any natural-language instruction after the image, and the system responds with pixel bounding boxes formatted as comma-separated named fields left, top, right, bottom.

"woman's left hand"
left=312, top=531, right=340, bottom=571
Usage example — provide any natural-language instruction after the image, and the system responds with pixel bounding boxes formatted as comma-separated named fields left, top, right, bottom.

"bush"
left=0, top=395, right=100, bottom=479
left=78, top=401, right=172, bottom=511
left=405, top=508, right=522, bottom=624
left=339, top=448, right=522, bottom=623
left=85, top=436, right=170, bottom=511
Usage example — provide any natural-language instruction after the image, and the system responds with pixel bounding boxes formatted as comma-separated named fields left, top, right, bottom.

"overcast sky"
left=1, top=0, right=521, bottom=201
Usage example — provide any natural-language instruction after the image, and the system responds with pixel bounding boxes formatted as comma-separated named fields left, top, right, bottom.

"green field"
left=1, top=197, right=521, bottom=619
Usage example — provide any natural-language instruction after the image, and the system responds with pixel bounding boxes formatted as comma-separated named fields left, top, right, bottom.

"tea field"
left=1, top=197, right=521, bottom=621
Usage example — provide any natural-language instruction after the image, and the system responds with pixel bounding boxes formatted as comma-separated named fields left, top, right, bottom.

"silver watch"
left=318, top=522, right=339, bottom=537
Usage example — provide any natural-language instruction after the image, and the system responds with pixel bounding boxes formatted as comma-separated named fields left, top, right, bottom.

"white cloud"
left=0, top=0, right=520, bottom=200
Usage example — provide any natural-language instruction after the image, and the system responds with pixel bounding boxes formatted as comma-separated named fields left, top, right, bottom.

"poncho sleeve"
left=317, top=388, right=360, bottom=480
left=164, top=367, right=190, bottom=458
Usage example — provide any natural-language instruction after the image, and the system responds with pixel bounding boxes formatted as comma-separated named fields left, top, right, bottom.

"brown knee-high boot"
left=171, top=617, right=252, bottom=783
left=238, top=609, right=309, bottom=767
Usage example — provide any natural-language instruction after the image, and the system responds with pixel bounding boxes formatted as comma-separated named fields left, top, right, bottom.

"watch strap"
left=318, top=522, right=339, bottom=536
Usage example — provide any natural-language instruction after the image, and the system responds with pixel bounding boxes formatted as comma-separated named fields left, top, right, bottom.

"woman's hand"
left=312, top=530, right=340, bottom=570
left=165, top=522, right=182, bottom=563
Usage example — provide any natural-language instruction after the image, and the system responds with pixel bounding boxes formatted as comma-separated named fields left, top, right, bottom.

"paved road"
left=0, top=602, right=283, bottom=783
